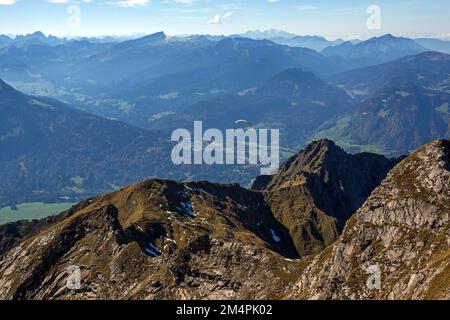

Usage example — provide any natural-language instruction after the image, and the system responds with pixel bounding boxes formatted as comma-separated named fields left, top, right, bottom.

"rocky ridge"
left=255, top=139, right=397, bottom=255
left=0, top=140, right=448, bottom=300
left=289, top=140, right=450, bottom=299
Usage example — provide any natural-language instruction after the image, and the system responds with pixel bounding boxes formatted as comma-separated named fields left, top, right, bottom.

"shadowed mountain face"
left=329, top=52, right=450, bottom=98
left=291, top=140, right=450, bottom=300
left=0, top=79, right=172, bottom=206
left=253, top=139, right=397, bottom=256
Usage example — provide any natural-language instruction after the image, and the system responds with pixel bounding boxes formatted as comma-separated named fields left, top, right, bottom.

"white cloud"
left=0, top=0, right=16, bottom=5
left=107, top=0, right=150, bottom=7
left=208, top=11, right=233, bottom=25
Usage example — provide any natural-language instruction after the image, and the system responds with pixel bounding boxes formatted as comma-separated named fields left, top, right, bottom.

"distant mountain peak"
left=251, top=138, right=396, bottom=256
left=24, top=31, right=47, bottom=39
left=276, top=138, right=345, bottom=176
left=254, top=138, right=394, bottom=194
left=140, top=31, right=166, bottom=41
left=363, top=34, right=423, bottom=47
left=322, top=33, right=426, bottom=62
left=303, top=138, right=339, bottom=153
left=378, top=33, right=395, bottom=39
left=114, top=31, right=167, bottom=49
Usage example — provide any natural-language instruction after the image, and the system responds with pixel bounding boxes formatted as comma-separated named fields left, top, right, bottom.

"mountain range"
left=316, top=52, right=450, bottom=155
left=290, top=140, right=450, bottom=299
left=145, top=68, right=353, bottom=149
left=1, top=35, right=450, bottom=205
left=0, top=139, right=447, bottom=299
left=235, top=30, right=346, bottom=52
left=322, top=34, right=427, bottom=67
left=1, top=31, right=449, bottom=129
left=0, top=79, right=265, bottom=207
left=0, top=79, right=167, bottom=207
left=1, top=29, right=450, bottom=299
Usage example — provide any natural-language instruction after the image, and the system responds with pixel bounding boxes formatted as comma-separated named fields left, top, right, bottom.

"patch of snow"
left=270, top=229, right=281, bottom=242
left=180, top=201, right=197, bottom=217
left=145, top=242, right=162, bottom=257
left=197, top=188, right=207, bottom=194
left=165, top=238, right=177, bottom=245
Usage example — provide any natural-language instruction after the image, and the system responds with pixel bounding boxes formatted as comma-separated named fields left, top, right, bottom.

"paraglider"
left=234, top=119, right=254, bottom=130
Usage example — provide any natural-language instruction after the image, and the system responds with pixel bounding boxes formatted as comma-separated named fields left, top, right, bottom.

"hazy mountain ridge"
left=235, top=30, right=346, bottom=51
left=1, top=31, right=447, bottom=130
left=315, top=52, right=450, bottom=155
left=0, top=80, right=266, bottom=207
left=322, top=34, right=427, bottom=65
left=0, top=79, right=175, bottom=207
left=146, top=68, right=353, bottom=149
left=2, top=35, right=450, bottom=207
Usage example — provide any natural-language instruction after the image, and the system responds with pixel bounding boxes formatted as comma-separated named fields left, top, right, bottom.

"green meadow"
left=0, top=202, right=75, bottom=225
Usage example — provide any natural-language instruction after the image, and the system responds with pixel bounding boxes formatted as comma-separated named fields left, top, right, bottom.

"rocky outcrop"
left=290, top=140, right=450, bottom=299
left=255, top=139, right=397, bottom=256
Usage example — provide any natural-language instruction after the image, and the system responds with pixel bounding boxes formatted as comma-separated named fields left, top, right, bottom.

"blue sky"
left=0, top=0, right=449, bottom=40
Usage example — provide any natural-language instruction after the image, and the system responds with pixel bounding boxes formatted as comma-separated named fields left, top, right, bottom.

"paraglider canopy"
left=234, top=119, right=254, bottom=128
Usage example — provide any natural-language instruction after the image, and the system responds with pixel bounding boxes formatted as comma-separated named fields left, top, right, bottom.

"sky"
left=0, top=0, right=449, bottom=40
